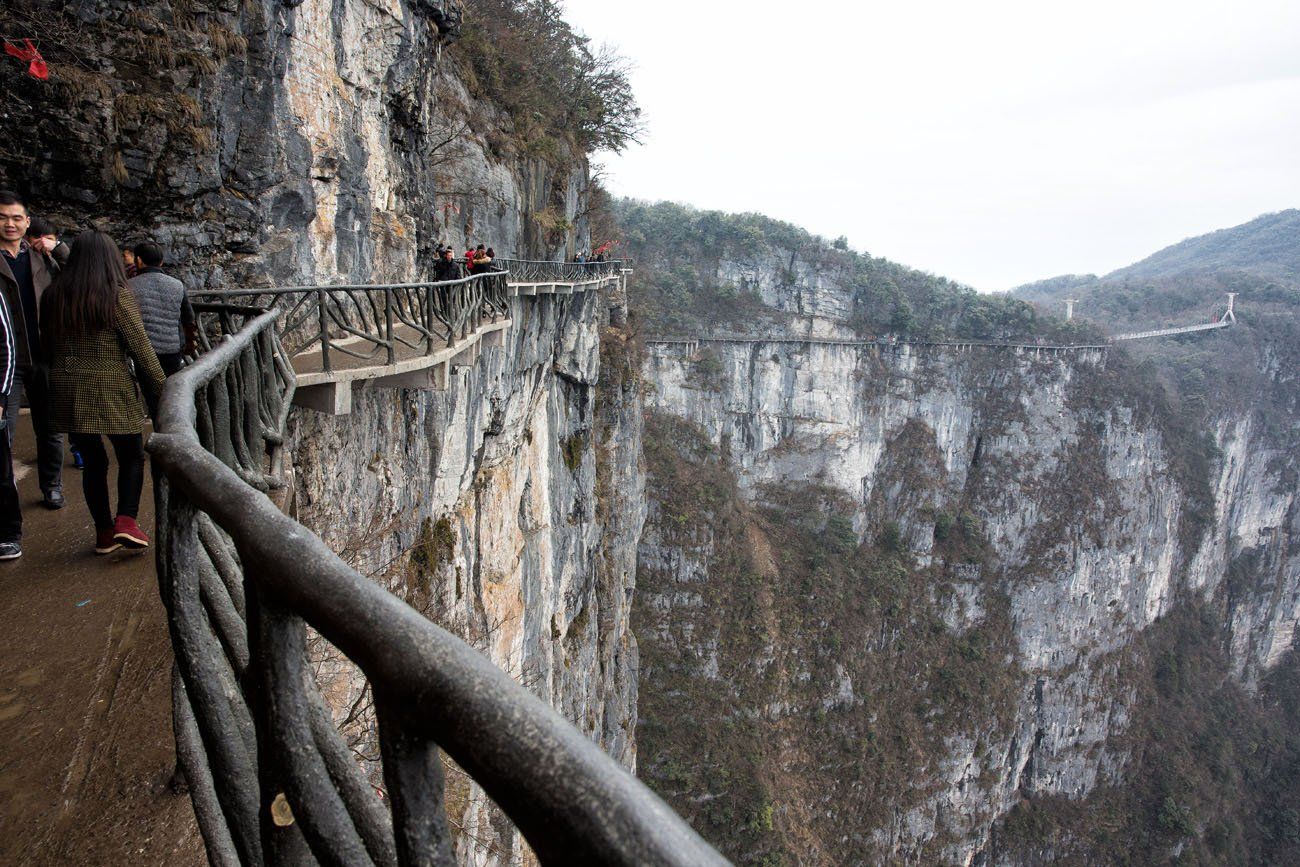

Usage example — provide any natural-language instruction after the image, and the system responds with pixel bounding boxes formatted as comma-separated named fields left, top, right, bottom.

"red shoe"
left=113, top=515, right=150, bottom=549
left=95, top=528, right=122, bottom=555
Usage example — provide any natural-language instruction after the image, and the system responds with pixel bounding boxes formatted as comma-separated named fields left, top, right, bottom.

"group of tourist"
left=433, top=242, right=498, bottom=281
left=0, top=190, right=194, bottom=561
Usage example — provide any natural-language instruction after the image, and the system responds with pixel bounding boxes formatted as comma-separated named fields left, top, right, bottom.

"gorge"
left=0, top=3, right=1296, bottom=866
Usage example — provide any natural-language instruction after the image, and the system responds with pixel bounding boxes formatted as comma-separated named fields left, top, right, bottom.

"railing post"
left=424, top=284, right=434, bottom=356
left=317, top=287, right=332, bottom=374
left=384, top=289, right=395, bottom=366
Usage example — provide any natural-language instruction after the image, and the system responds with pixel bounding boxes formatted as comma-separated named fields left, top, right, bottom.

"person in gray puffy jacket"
left=127, top=242, right=195, bottom=377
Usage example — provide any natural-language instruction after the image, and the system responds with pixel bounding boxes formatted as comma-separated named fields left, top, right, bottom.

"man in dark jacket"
left=0, top=265, right=20, bottom=559
left=0, top=190, right=63, bottom=510
left=433, top=246, right=464, bottom=281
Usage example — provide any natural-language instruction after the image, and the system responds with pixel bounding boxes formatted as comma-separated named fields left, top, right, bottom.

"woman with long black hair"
left=40, top=230, right=165, bottom=554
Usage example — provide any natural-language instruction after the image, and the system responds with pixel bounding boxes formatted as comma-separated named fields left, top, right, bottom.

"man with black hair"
left=25, top=216, right=69, bottom=269
left=0, top=190, right=64, bottom=510
left=127, top=242, right=195, bottom=380
left=433, top=245, right=464, bottom=281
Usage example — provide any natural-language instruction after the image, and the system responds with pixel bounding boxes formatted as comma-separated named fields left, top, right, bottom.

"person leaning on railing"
left=39, top=230, right=165, bottom=555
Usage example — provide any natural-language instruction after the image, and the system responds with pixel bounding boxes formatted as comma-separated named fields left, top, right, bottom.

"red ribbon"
left=3, top=39, right=49, bottom=81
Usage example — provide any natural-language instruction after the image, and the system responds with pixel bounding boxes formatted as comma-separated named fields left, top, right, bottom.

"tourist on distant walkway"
left=472, top=244, right=491, bottom=272
left=127, top=242, right=195, bottom=377
left=26, top=216, right=69, bottom=269
left=0, top=190, right=65, bottom=510
left=40, top=230, right=165, bottom=555
left=464, top=245, right=476, bottom=274
left=0, top=272, right=22, bottom=560
left=434, top=246, right=463, bottom=281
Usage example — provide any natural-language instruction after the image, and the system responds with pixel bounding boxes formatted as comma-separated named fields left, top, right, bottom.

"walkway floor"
left=0, top=415, right=201, bottom=865
left=290, top=317, right=508, bottom=382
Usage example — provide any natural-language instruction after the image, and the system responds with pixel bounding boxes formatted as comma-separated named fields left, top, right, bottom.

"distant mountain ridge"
left=1108, top=208, right=1300, bottom=284
left=1016, top=209, right=1300, bottom=303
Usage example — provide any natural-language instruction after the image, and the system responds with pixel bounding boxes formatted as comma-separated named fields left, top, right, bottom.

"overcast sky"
left=559, top=0, right=1300, bottom=290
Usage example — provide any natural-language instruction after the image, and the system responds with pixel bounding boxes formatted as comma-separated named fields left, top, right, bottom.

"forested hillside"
left=1015, top=209, right=1300, bottom=331
left=1110, top=209, right=1300, bottom=284
left=614, top=200, right=1095, bottom=343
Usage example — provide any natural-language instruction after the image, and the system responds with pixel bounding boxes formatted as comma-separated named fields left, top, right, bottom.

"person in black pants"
left=0, top=191, right=64, bottom=510
left=0, top=264, right=21, bottom=559
left=40, top=231, right=165, bottom=554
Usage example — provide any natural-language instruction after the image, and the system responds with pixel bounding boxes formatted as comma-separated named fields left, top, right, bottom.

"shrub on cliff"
left=454, top=0, right=643, bottom=159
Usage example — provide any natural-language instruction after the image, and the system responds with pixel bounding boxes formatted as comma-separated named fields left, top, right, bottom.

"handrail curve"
left=150, top=301, right=727, bottom=866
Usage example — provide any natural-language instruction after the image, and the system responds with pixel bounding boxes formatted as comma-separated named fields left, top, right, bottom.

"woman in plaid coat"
left=39, top=231, right=165, bottom=554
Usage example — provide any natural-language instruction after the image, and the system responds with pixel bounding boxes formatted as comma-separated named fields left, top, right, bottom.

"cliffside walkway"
left=194, top=260, right=630, bottom=414
left=647, top=292, right=1239, bottom=354
left=646, top=335, right=1112, bottom=352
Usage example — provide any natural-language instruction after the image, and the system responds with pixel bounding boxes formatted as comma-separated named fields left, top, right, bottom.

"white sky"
left=559, top=0, right=1300, bottom=290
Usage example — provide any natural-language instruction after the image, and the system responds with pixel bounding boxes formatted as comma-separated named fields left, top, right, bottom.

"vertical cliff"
left=627, top=202, right=1300, bottom=864
left=289, top=282, right=644, bottom=863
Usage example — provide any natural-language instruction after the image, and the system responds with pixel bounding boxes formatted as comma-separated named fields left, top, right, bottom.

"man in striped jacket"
left=0, top=272, right=21, bottom=559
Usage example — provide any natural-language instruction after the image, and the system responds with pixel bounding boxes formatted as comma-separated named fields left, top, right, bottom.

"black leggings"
left=69, top=433, right=145, bottom=530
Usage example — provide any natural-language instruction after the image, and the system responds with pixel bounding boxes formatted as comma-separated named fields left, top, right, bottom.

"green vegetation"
left=684, top=348, right=726, bottom=392
left=455, top=0, right=643, bottom=160
left=615, top=199, right=1098, bottom=343
left=1108, top=209, right=1300, bottom=285
left=560, top=429, right=588, bottom=473
left=1017, top=258, right=1300, bottom=522
left=402, top=516, right=458, bottom=614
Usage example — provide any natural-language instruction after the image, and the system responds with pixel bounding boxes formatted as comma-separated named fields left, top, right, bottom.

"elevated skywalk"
left=1111, top=320, right=1231, bottom=341
left=194, top=262, right=628, bottom=415
left=647, top=292, right=1240, bottom=355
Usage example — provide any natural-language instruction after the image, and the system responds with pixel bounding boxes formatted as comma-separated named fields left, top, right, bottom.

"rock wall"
left=638, top=331, right=1298, bottom=862
left=290, top=283, right=643, bottom=863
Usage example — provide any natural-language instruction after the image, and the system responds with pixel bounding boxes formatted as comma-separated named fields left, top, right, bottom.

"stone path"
left=0, top=415, right=202, bottom=865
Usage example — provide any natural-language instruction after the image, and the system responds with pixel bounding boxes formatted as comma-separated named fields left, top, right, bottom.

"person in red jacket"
left=464, top=246, right=476, bottom=274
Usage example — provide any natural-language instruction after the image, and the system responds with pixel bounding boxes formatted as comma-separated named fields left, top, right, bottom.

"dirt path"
left=0, top=415, right=203, bottom=866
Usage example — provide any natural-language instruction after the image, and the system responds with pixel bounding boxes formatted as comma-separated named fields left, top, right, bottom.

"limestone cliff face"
left=291, top=284, right=643, bottom=863
left=637, top=289, right=1298, bottom=861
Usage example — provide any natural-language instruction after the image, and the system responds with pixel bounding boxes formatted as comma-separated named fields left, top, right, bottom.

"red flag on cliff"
left=3, top=39, right=49, bottom=81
